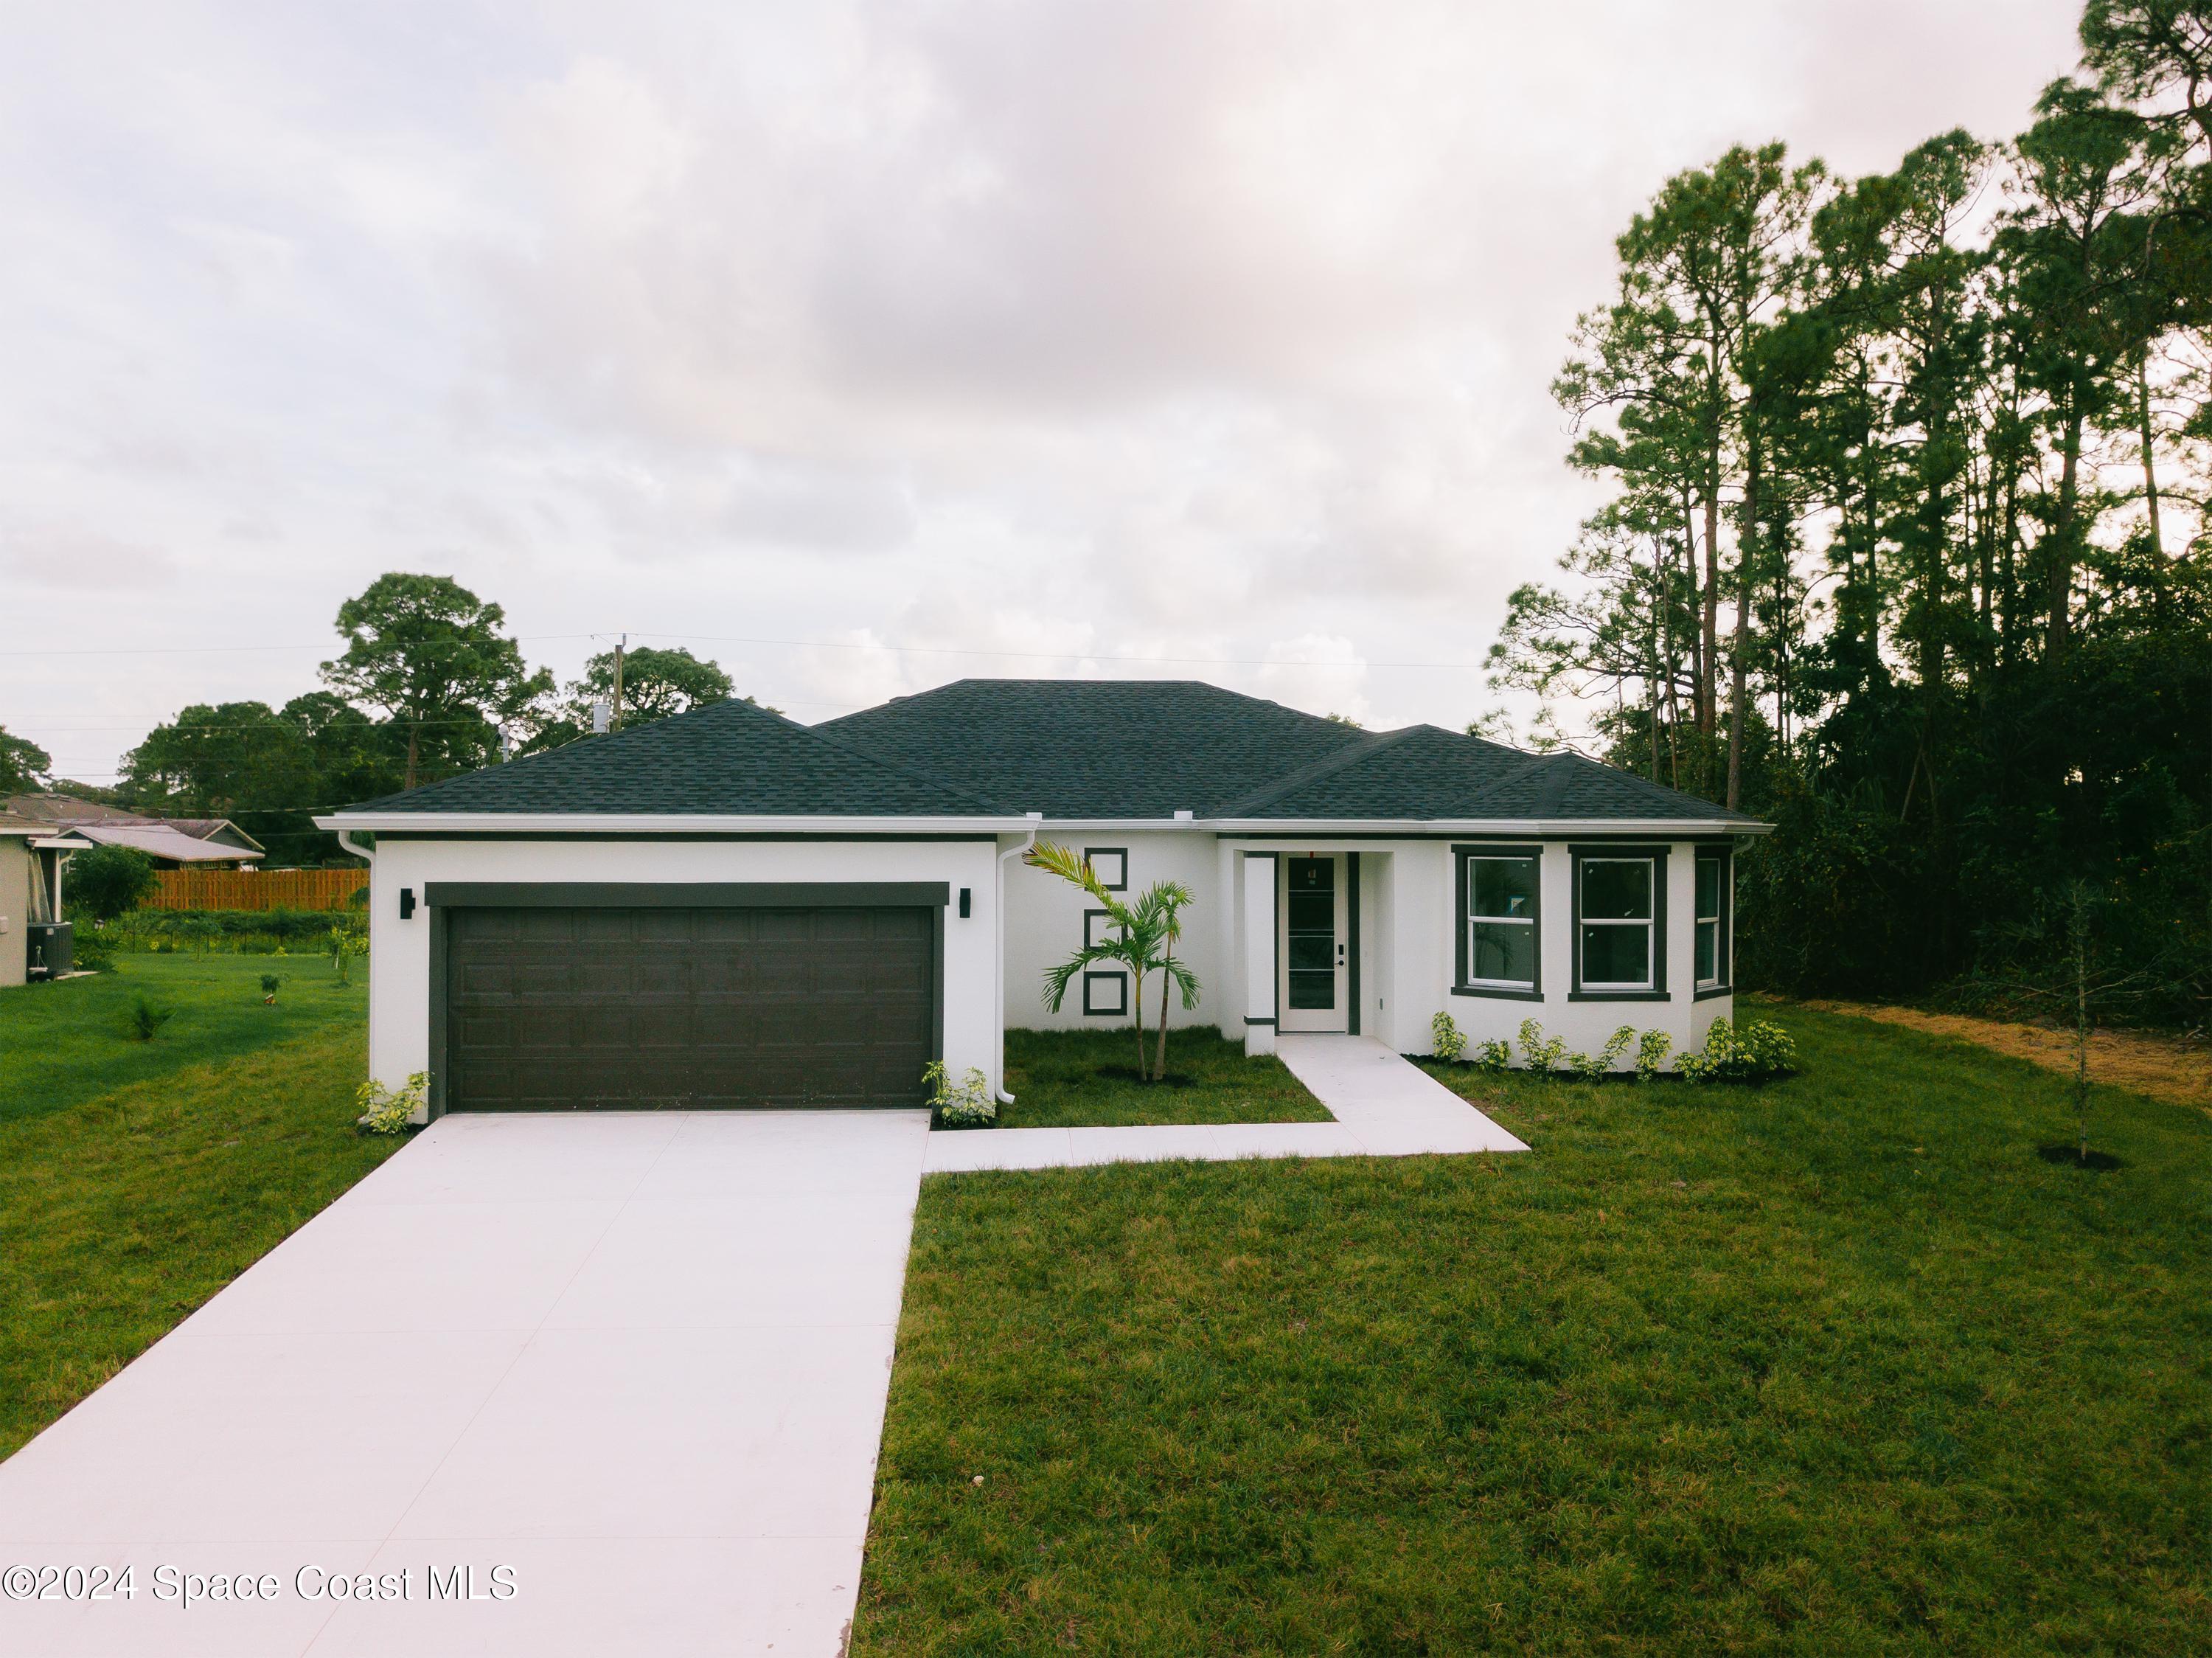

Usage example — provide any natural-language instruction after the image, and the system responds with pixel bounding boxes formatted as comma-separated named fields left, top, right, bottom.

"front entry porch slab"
left=1276, top=1033, right=1528, bottom=1154
left=923, top=1036, right=1524, bottom=1172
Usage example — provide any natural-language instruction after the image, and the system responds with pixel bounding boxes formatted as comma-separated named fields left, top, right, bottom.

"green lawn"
left=0, top=1024, right=397, bottom=1459
left=856, top=1005, right=2212, bottom=1655
left=1000, top=1027, right=1331, bottom=1128
left=0, top=953, right=364, bottom=1125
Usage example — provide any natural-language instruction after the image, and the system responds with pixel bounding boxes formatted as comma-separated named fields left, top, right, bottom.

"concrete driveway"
left=0, top=1110, right=931, bottom=1657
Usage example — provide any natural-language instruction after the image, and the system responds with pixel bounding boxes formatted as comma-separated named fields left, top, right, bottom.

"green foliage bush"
left=65, top=845, right=159, bottom=921
left=1470, top=1038, right=1512, bottom=1072
left=925, top=1061, right=997, bottom=1129
left=108, top=908, right=363, bottom=955
left=1517, top=1019, right=1568, bottom=1075
left=1635, top=1027, right=1673, bottom=1082
left=1430, top=1010, right=1467, bottom=1062
left=355, top=1072, right=426, bottom=1134
left=1675, top=1017, right=1800, bottom=1083
left=123, top=996, right=174, bottom=1042
left=1567, top=1025, right=1635, bottom=1080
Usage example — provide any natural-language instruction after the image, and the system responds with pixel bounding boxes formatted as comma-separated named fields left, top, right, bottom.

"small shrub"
left=330, top=923, right=366, bottom=985
left=1676, top=1017, right=1800, bottom=1083
left=924, top=1060, right=997, bottom=1128
left=1517, top=1019, right=1567, bottom=1075
left=124, top=996, right=174, bottom=1041
left=1569, top=1025, right=1636, bottom=1081
left=1430, top=1010, right=1468, bottom=1062
left=356, top=1072, right=427, bottom=1134
left=72, top=930, right=116, bottom=972
left=1470, top=1038, right=1512, bottom=1073
left=1635, top=1027, right=1673, bottom=1082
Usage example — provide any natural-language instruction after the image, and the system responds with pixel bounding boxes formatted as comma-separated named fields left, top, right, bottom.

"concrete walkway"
left=0, top=1042, right=1517, bottom=1656
left=924, top=1034, right=1525, bottom=1173
left=0, top=1111, right=931, bottom=1658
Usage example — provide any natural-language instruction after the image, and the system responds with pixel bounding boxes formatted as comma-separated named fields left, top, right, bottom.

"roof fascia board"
left=1206, top=818, right=1773, bottom=836
left=313, top=812, right=1037, bottom=834
left=315, top=812, right=1769, bottom=836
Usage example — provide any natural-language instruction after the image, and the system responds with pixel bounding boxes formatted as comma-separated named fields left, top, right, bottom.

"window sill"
left=1451, top=984, right=1543, bottom=1002
left=1568, top=988, right=1670, bottom=1002
left=1693, top=982, right=1733, bottom=1002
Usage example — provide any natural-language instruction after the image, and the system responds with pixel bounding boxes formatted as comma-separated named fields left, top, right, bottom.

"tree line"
left=0, top=573, right=756, bottom=865
left=1488, top=1, right=2211, bottom=1024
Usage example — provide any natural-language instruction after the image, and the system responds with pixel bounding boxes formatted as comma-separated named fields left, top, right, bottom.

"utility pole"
left=611, top=634, right=626, bottom=732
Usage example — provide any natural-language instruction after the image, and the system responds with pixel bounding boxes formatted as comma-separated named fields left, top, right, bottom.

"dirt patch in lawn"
left=1791, top=998, right=2211, bottom=1111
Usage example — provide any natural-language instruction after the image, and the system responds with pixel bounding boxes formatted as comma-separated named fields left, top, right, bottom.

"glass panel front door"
left=1279, top=853, right=1349, bottom=1033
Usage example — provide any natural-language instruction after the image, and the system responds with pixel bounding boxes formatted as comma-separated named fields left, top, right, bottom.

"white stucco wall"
left=1376, top=839, right=1730, bottom=1066
left=361, top=836, right=1004, bottom=1117
left=1001, top=830, right=1222, bottom=1033
left=0, top=837, right=29, bottom=988
left=1223, top=837, right=1732, bottom=1070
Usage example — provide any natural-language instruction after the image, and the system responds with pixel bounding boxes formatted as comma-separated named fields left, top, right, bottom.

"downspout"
left=335, top=830, right=375, bottom=866
left=995, top=814, right=1042, bottom=1103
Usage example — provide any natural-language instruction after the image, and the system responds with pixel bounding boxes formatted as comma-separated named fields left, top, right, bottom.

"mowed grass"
left=855, top=1005, right=2212, bottom=1655
left=0, top=952, right=365, bottom=1125
left=0, top=1022, right=398, bottom=1459
left=1001, top=1027, right=1332, bottom=1128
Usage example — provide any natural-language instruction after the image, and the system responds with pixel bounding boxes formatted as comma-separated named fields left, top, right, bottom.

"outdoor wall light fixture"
left=959, top=887, right=972, bottom=918
left=399, top=887, right=416, bottom=919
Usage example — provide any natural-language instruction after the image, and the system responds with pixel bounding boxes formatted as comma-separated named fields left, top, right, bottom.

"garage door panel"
left=446, top=904, right=935, bottom=1111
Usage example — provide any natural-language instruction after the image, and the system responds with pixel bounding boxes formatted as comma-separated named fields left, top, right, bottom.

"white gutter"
left=313, top=812, right=1766, bottom=837
left=994, top=814, right=1043, bottom=1105
left=334, top=829, right=376, bottom=864
left=1204, top=818, right=1773, bottom=836
left=313, top=813, right=1035, bottom=835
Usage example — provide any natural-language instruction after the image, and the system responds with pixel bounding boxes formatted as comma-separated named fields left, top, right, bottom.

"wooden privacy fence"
left=145, top=867, right=367, bottom=912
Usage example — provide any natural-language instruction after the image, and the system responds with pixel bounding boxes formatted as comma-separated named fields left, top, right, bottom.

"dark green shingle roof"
left=818, top=680, right=1367, bottom=817
left=344, top=678, right=1759, bottom=825
left=350, top=696, right=1001, bottom=816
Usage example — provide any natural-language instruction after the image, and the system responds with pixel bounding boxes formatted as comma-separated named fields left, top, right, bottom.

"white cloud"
left=0, top=0, right=2086, bottom=775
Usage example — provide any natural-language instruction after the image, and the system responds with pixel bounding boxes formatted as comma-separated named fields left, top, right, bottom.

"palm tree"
left=1026, top=842, right=1200, bottom=1081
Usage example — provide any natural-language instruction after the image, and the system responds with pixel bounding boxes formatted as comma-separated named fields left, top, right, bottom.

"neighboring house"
left=1, top=794, right=266, bottom=868
left=0, top=814, right=72, bottom=986
left=318, top=681, right=1768, bottom=1119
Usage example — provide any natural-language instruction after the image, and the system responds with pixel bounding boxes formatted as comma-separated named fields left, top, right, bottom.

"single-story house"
left=0, top=794, right=266, bottom=868
left=0, top=814, right=74, bottom=985
left=318, top=680, right=1768, bottom=1120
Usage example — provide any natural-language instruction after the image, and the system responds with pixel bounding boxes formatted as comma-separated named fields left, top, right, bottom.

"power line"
left=0, top=628, right=1472, bottom=672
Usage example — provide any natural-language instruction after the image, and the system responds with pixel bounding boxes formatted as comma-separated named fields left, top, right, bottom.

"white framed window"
left=1457, top=848, right=1540, bottom=993
left=1083, top=847, right=1127, bottom=891
left=1573, top=849, right=1665, bottom=997
left=1082, top=971, right=1127, bottom=1016
left=1694, top=849, right=1731, bottom=991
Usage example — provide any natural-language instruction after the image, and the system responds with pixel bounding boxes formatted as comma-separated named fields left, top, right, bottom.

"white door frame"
left=1278, top=851, right=1349, bottom=1033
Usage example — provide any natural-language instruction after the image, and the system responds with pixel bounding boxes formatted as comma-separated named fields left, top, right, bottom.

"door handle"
left=1337, top=943, right=1346, bottom=963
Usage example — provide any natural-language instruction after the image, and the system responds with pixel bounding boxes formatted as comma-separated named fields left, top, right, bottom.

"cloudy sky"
left=1, top=0, right=2084, bottom=787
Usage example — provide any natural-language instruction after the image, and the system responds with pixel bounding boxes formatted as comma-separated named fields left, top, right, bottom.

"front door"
left=1279, top=853, right=1349, bottom=1033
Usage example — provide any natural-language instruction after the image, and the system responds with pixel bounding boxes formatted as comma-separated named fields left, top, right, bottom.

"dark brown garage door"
left=444, top=906, right=936, bottom=1111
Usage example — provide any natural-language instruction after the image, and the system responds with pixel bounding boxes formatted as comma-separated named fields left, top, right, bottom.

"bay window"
left=1694, top=847, right=1731, bottom=995
left=1571, top=845, right=1668, bottom=999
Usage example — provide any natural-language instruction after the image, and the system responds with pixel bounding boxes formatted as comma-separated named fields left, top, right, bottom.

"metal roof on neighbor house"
left=0, top=795, right=267, bottom=852
left=51, top=824, right=265, bottom=864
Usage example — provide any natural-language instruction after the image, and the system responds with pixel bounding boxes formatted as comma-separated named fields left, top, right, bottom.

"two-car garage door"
left=443, top=903, right=936, bottom=1111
